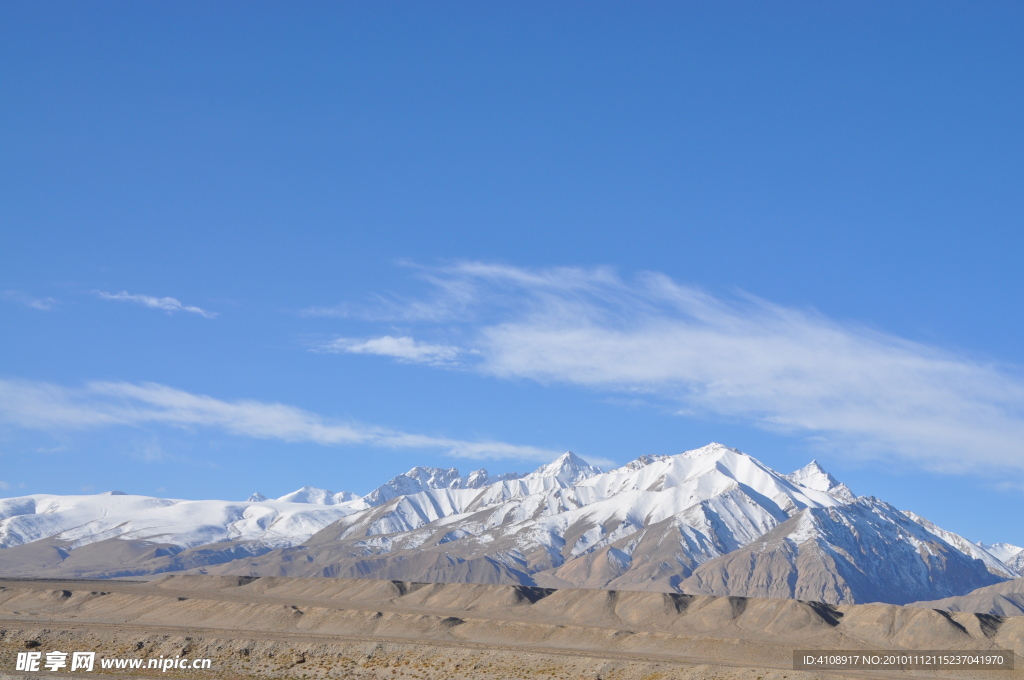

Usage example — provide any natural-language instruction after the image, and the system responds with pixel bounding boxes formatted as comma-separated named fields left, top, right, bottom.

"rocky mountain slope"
left=678, top=498, right=1010, bottom=605
left=0, top=444, right=1018, bottom=607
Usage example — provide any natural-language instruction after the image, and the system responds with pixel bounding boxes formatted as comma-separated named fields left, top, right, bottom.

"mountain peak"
left=247, top=492, right=268, bottom=503
left=786, top=460, right=855, bottom=503
left=0, top=442, right=1015, bottom=606
left=555, top=450, right=587, bottom=466
left=452, top=468, right=523, bottom=489
left=621, top=453, right=670, bottom=471
left=404, top=465, right=459, bottom=478
left=681, top=442, right=740, bottom=459
left=363, top=466, right=463, bottom=506
left=792, top=459, right=830, bottom=478
left=529, top=451, right=603, bottom=483
left=276, top=486, right=358, bottom=505
left=978, top=542, right=1024, bottom=563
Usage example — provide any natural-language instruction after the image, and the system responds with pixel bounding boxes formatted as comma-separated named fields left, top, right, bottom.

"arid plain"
left=0, top=575, right=1020, bottom=680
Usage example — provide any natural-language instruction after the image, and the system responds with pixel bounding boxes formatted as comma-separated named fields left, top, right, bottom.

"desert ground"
left=0, top=575, right=1020, bottom=680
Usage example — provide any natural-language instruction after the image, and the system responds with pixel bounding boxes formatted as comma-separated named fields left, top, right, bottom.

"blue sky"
left=2, top=2, right=1023, bottom=546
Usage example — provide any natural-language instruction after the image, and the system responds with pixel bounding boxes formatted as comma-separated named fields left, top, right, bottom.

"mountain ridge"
left=0, top=443, right=1017, bottom=608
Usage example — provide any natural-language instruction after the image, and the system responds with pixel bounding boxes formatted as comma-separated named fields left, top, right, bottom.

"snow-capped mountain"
left=276, top=486, right=360, bottom=505
left=680, top=497, right=1009, bottom=604
left=979, top=542, right=1024, bottom=573
left=785, top=460, right=855, bottom=503
left=0, top=493, right=361, bottom=552
left=904, top=512, right=1017, bottom=579
left=362, top=465, right=526, bottom=506
left=0, top=443, right=1017, bottom=606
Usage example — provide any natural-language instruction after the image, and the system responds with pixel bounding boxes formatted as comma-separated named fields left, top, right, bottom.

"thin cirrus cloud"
left=0, top=379, right=565, bottom=463
left=95, top=291, right=218, bottom=318
left=1, top=290, right=58, bottom=311
left=318, top=262, right=1024, bottom=477
left=314, top=335, right=462, bottom=365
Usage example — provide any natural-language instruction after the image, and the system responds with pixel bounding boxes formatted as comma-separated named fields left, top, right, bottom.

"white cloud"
left=315, top=335, right=462, bottom=365
left=0, top=379, right=562, bottom=463
left=95, top=291, right=218, bottom=318
left=1, top=290, right=58, bottom=311
left=323, top=262, right=1024, bottom=476
left=0, top=481, right=9, bottom=491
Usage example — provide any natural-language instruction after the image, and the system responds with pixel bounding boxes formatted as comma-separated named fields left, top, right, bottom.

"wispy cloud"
left=300, top=261, right=485, bottom=323
left=95, top=291, right=218, bottom=318
left=1, top=290, right=58, bottom=311
left=299, top=304, right=350, bottom=319
left=314, top=335, right=462, bottom=365
left=317, top=262, right=1024, bottom=477
left=130, top=437, right=216, bottom=468
left=0, top=379, right=563, bottom=463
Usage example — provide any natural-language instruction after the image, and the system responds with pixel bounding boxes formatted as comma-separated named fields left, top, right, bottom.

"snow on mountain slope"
left=980, top=542, right=1024, bottom=573
left=198, top=445, right=860, bottom=592
left=982, top=542, right=1024, bottom=561
left=363, top=467, right=463, bottom=505
left=276, top=486, right=360, bottom=505
left=189, top=445, right=1011, bottom=605
left=525, top=451, right=603, bottom=486
left=322, top=444, right=837, bottom=557
left=680, top=497, right=1008, bottom=605
left=0, top=493, right=362, bottom=552
left=903, top=512, right=1019, bottom=578
left=574, top=444, right=841, bottom=511
left=785, top=460, right=855, bottom=503
left=362, top=466, right=526, bottom=506
left=0, top=443, right=1014, bottom=607
left=289, top=453, right=606, bottom=547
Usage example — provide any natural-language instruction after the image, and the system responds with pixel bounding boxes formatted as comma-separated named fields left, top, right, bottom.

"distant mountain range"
left=0, top=443, right=1019, bottom=607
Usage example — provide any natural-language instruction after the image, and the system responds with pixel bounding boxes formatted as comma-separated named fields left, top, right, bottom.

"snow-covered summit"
left=362, top=465, right=528, bottom=506
left=577, top=443, right=842, bottom=517
left=276, top=486, right=359, bottom=505
left=0, top=443, right=1017, bottom=604
left=360, top=456, right=595, bottom=508
left=681, top=442, right=734, bottom=458
left=785, top=460, right=856, bottom=503
left=525, top=451, right=603, bottom=485
left=978, top=542, right=1024, bottom=574
left=452, top=468, right=523, bottom=489
left=0, top=492, right=362, bottom=552
left=363, top=467, right=463, bottom=506
left=619, top=453, right=670, bottom=471
left=979, top=542, right=1024, bottom=562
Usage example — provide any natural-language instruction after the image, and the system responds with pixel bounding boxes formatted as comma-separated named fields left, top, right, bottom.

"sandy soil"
left=0, top=575, right=1019, bottom=680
